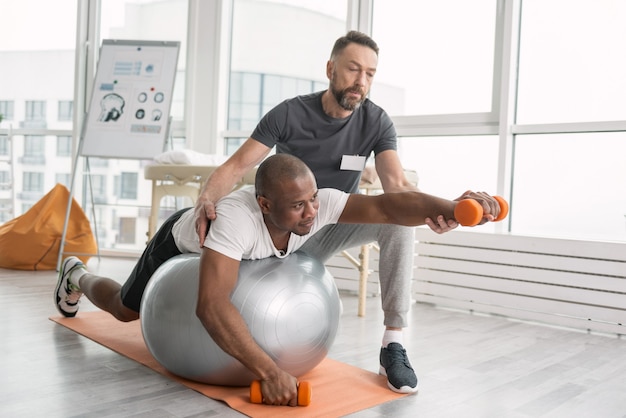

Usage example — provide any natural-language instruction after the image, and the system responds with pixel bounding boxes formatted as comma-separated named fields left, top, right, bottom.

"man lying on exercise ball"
left=55, top=153, right=504, bottom=406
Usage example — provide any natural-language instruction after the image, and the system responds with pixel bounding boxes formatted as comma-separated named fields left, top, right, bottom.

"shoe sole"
left=379, top=365, right=419, bottom=394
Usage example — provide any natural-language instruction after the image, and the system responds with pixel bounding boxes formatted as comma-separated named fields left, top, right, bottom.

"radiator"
left=414, top=229, right=626, bottom=336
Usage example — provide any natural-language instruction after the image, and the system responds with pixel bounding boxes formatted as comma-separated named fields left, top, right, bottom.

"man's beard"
left=331, top=83, right=366, bottom=112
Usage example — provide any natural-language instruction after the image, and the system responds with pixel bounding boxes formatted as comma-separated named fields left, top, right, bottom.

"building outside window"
left=116, top=172, right=138, bottom=200
left=24, top=101, right=46, bottom=121
left=117, top=217, right=136, bottom=244
left=22, top=171, right=44, bottom=193
left=226, top=0, right=345, bottom=154
left=58, top=100, right=73, bottom=121
left=0, top=200, right=11, bottom=222
left=0, top=137, right=8, bottom=155
left=0, top=171, right=10, bottom=190
left=21, top=203, right=33, bottom=214
left=0, top=101, right=14, bottom=121
left=56, top=136, right=71, bottom=157
left=228, top=72, right=326, bottom=133
left=21, top=135, right=46, bottom=165
left=89, top=174, right=107, bottom=203
left=24, top=136, right=44, bottom=157
left=0, top=0, right=77, bottom=238
left=55, top=173, right=71, bottom=189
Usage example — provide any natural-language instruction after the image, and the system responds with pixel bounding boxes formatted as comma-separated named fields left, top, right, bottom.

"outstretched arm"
left=194, top=139, right=271, bottom=245
left=374, top=150, right=459, bottom=233
left=338, top=190, right=503, bottom=227
left=196, top=248, right=299, bottom=406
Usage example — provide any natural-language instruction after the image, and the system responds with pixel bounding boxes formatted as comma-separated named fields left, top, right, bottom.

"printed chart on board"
left=81, top=39, right=180, bottom=159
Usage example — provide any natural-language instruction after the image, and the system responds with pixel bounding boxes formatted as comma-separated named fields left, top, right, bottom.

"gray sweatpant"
left=298, top=223, right=416, bottom=328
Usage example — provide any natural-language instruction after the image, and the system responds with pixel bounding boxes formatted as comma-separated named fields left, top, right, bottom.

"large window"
left=228, top=72, right=326, bottom=132
left=399, top=136, right=499, bottom=194
left=517, top=0, right=626, bottom=124
left=99, top=0, right=188, bottom=121
left=2, top=0, right=625, bottom=249
left=228, top=0, right=347, bottom=134
left=512, top=132, right=626, bottom=242
left=0, top=0, right=77, bottom=224
left=371, top=0, right=498, bottom=116
left=512, top=0, right=626, bottom=242
left=83, top=0, right=189, bottom=251
left=399, top=135, right=500, bottom=234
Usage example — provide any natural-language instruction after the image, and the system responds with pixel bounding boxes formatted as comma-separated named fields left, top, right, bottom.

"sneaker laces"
left=386, top=345, right=413, bottom=370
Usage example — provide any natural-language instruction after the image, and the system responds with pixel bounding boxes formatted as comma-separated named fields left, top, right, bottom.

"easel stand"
left=56, top=130, right=101, bottom=271
left=56, top=39, right=180, bottom=270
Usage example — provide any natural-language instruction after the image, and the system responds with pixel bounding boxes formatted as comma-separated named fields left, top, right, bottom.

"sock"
left=382, top=329, right=403, bottom=348
left=69, top=268, right=88, bottom=289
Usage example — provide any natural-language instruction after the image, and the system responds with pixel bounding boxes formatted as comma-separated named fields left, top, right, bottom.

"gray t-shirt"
left=251, top=91, right=397, bottom=193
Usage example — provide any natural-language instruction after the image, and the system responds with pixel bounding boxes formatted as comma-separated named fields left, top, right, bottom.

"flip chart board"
left=81, top=39, right=180, bottom=159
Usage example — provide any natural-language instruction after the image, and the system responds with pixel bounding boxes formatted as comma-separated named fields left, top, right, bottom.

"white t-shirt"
left=172, top=186, right=349, bottom=260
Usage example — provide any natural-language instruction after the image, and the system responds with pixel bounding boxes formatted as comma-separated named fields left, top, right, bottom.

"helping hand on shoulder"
left=194, top=195, right=217, bottom=247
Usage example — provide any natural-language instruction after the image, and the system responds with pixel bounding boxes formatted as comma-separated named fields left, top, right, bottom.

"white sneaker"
left=54, top=257, right=86, bottom=317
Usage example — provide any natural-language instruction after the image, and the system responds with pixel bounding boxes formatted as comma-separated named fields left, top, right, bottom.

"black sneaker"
left=379, top=342, right=419, bottom=394
left=54, top=256, right=86, bottom=317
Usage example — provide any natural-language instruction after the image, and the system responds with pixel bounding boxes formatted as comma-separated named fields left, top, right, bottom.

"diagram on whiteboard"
left=82, top=40, right=180, bottom=159
left=98, top=93, right=124, bottom=122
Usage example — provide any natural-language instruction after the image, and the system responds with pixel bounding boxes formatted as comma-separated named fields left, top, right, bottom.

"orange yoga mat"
left=50, top=311, right=407, bottom=417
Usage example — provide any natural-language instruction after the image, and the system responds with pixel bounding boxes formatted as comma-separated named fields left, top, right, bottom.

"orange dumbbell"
left=454, top=195, right=509, bottom=226
left=250, top=380, right=312, bottom=406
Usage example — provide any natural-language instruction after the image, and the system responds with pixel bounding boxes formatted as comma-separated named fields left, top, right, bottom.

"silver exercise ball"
left=140, top=252, right=341, bottom=386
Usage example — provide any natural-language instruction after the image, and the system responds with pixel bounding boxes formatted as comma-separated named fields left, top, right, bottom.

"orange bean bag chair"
left=0, top=183, right=97, bottom=270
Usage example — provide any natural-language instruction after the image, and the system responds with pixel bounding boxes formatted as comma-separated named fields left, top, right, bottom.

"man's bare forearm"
left=199, top=164, right=247, bottom=203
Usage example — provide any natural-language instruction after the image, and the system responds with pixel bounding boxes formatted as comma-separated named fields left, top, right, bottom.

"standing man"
left=194, top=31, right=459, bottom=394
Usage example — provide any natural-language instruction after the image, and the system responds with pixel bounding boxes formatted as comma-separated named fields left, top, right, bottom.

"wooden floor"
left=2, top=256, right=626, bottom=417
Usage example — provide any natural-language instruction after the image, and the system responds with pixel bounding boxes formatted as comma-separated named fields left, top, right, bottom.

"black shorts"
left=120, top=207, right=191, bottom=312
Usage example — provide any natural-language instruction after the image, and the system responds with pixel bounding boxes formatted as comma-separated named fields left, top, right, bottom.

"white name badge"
left=340, top=155, right=366, bottom=171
